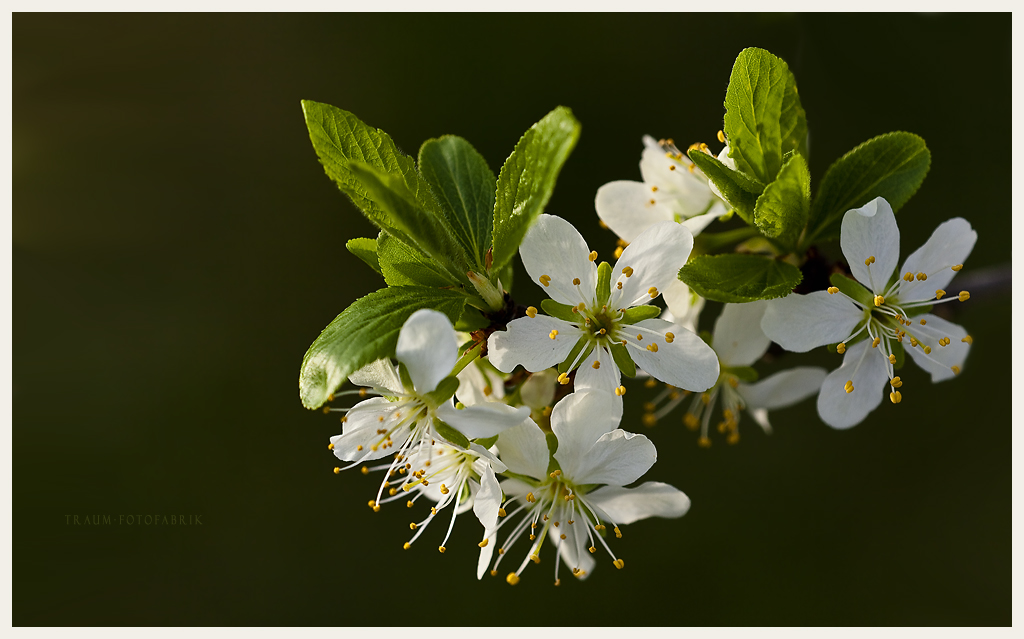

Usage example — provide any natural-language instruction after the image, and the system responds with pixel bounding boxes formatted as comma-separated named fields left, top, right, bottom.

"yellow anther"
left=889, top=391, right=902, bottom=404
left=916, top=272, right=928, bottom=281
left=727, top=432, right=740, bottom=445
left=360, top=466, right=369, bottom=475
left=728, top=377, right=739, bottom=388
left=572, top=277, right=581, bottom=286
left=951, top=365, right=961, bottom=375
left=923, top=345, right=932, bottom=355
left=498, top=508, right=507, bottom=517
left=549, top=470, right=562, bottom=478
left=962, top=335, right=973, bottom=344
left=647, top=343, right=659, bottom=353
left=542, top=406, right=552, bottom=417
left=614, top=247, right=624, bottom=259
left=588, top=250, right=598, bottom=262
left=903, top=272, right=914, bottom=282
left=645, top=378, right=658, bottom=388
left=698, top=437, right=712, bottom=448
left=615, top=385, right=626, bottom=396
left=613, top=558, right=625, bottom=569
left=477, top=539, right=489, bottom=548
left=539, top=274, right=551, bottom=287
left=865, top=256, right=876, bottom=265
left=409, top=522, right=417, bottom=531
left=438, top=546, right=446, bottom=554
left=717, top=130, right=726, bottom=143
left=589, top=546, right=597, bottom=554
left=599, top=328, right=607, bottom=335
left=874, top=295, right=885, bottom=307
left=526, top=492, right=535, bottom=502
left=936, top=289, right=946, bottom=299
left=872, top=337, right=880, bottom=348
left=701, top=392, right=711, bottom=405
left=642, top=413, right=657, bottom=427
left=439, top=484, right=449, bottom=495
left=649, top=198, right=656, bottom=205
left=909, top=337, right=919, bottom=347
left=717, top=421, right=729, bottom=434
left=341, top=416, right=348, bottom=423
left=918, top=319, right=927, bottom=326
left=651, top=186, right=658, bottom=192
left=372, top=505, right=380, bottom=513
left=359, top=388, right=368, bottom=397
left=560, top=534, right=567, bottom=540
left=403, top=542, right=411, bottom=550
left=827, top=286, right=839, bottom=294
left=595, top=524, right=606, bottom=531
left=844, top=380, right=855, bottom=394
left=406, top=500, right=414, bottom=508
left=622, top=266, right=634, bottom=277
left=490, top=570, right=498, bottom=577
left=530, top=555, right=540, bottom=564
left=940, top=337, right=950, bottom=347
left=614, top=527, right=622, bottom=538
left=333, top=467, right=341, bottom=474
left=525, top=306, right=537, bottom=318
left=836, top=343, right=846, bottom=354
left=890, top=377, right=902, bottom=388
left=592, top=360, right=601, bottom=369
left=648, top=286, right=659, bottom=298
left=377, top=415, right=384, bottom=422
left=888, top=354, right=896, bottom=364
left=684, top=414, right=699, bottom=430
left=389, top=488, right=397, bottom=496
left=958, top=290, right=970, bottom=302
left=498, top=548, right=505, bottom=554
left=669, top=164, right=676, bottom=171
left=557, top=373, right=570, bottom=385
left=665, top=332, right=675, bottom=343
left=951, top=264, right=963, bottom=271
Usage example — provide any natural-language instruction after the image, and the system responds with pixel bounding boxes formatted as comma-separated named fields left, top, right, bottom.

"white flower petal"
left=594, top=180, right=674, bottom=243
left=661, top=279, right=705, bottom=334
left=570, top=429, right=657, bottom=487
left=519, top=369, right=557, bottom=410
left=487, top=315, right=581, bottom=374
left=436, top=402, right=532, bottom=440
left=841, top=197, right=900, bottom=293
left=496, top=418, right=551, bottom=480
left=816, top=340, right=890, bottom=429
left=904, top=314, right=970, bottom=382
left=626, top=318, right=720, bottom=392
left=456, top=362, right=506, bottom=405
left=472, top=464, right=503, bottom=533
left=638, top=146, right=716, bottom=218
left=738, top=366, right=828, bottom=410
left=610, top=221, right=694, bottom=308
left=552, top=524, right=596, bottom=579
left=680, top=203, right=726, bottom=237
left=519, top=215, right=597, bottom=306
left=748, top=408, right=772, bottom=433
left=572, top=345, right=622, bottom=397
left=761, top=292, right=863, bottom=352
left=712, top=300, right=771, bottom=367
left=395, top=309, right=458, bottom=394
left=330, top=400, right=398, bottom=462
left=896, top=218, right=977, bottom=303
left=587, top=481, right=691, bottom=525
left=347, top=358, right=402, bottom=394
left=468, top=442, right=507, bottom=474
left=551, top=390, right=622, bottom=480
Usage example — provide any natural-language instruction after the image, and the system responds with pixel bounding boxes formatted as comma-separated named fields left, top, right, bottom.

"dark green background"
left=14, top=13, right=1011, bottom=625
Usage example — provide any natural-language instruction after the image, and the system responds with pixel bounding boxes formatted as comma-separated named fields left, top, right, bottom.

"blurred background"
left=13, top=13, right=1010, bottom=626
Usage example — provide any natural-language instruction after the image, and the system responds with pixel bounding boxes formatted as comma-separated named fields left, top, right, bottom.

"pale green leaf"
left=753, top=151, right=810, bottom=248
left=678, top=253, right=803, bottom=303
left=346, top=237, right=381, bottom=275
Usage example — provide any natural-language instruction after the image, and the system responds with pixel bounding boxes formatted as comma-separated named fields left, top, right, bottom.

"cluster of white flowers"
left=324, top=136, right=975, bottom=585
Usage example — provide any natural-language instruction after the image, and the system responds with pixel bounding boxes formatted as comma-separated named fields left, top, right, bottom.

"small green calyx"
left=422, top=376, right=460, bottom=409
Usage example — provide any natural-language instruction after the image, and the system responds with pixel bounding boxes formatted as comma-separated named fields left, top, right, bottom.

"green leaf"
left=491, top=107, right=581, bottom=271
left=541, top=299, right=578, bottom=323
left=347, top=161, right=467, bottom=274
left=808, top=132, right=931, bottom=242
left=724, top=365, right=758, bottom=382
left=619, top=305, right=661, bottom=325
left=418, top=136, right=497, bottom=269
left=829, top=272, right=874, bottom=307
left=434, top=418, right=471, bottom=449
left=474, top=434, right=499, bottom=448
left=753, top=151, right=810, bottom=248
left=596, top=261, right=612, bottom=308
left=346, top=237, right=381, bottom=275
left=609, top=342, right=636, bottom=378
left=377, top=231, right=462, bottom=288
left=423, top=376, right=460, bottom=408
left=678, top=253, right=803, bottom=303
left=687, top=149, right=763, bottom=223
left=298, top=287, right=467, bottom=409
left=723, top=48, right=806, bottom=184
left=454, top=306, right=490, bottom=332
